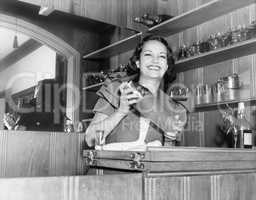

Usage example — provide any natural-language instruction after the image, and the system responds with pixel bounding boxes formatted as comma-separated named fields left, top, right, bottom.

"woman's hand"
left=118, top=82, right=142, bottom=114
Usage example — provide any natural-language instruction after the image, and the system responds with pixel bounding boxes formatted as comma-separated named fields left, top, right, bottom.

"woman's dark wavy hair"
left=126, top=34, right=176, bottom=92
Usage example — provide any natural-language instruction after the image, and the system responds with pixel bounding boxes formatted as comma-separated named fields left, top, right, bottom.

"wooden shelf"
left=148, top=0, right=255, bottom=36
left=195, top=97, right=256, bottom=111
left=175, top=38, right=256, bottom=72
left=83, top=0, right=255, bottom=60
left=83, top=33, right=142, bottom=60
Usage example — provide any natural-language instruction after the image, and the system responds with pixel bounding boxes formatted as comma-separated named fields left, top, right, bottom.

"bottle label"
left=243, top=132, right=252, bottom=145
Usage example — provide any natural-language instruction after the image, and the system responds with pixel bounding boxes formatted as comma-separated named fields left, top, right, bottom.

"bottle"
left=236, top=102, right=253, bottom=148
left=133, top=16, right=155, bottom=27
left=134, top=14, right=173, bottom=28
left=142, top=14, right=173, bottom=25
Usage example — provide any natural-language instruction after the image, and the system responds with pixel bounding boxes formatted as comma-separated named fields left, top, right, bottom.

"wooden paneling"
left=144, top=176, right=182, bottom=200
left=145, top=172, right=256, bottom=200
left=219, top=173, right=256, bottom=200
left=0, top=174, right=143, bottom=200
left=81, top=0, right=127, bottom=27
left=0, top=130, right=85, bottom=177
left=19, top=0, right=156, bottom=29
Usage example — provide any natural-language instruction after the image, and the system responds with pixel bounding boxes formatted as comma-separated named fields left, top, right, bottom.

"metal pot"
left=224, top=73, right=240, bottom=89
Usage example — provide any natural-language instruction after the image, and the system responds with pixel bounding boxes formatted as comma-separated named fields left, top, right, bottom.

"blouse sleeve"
left=93, top=97, right=116, bottom=116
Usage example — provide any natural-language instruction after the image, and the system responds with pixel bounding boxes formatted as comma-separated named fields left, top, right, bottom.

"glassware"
left=76, top=121, right=84, bottom=133
left=208, top=34, right=216, bottom=50
left=194, top=41, right=201, bottom=55
left=202, top=84, right=212, bottom=104
left=199, top=40, right=210, bottom=53
left=133, top=16, right=155, bottom=27
left=195, top=84, right=203, bottom=105
left=96, top=130, right=105, bottom=150
left=178, top=45, right=188, bottom=60
left=212, top=80, right=224, bottom=102
left=221, top=30, right=232, bottom=47
left=247, top=21, right=256, bottom=39
left=64, top=116, right=74, bottom=133
left=142, top=13, right=173, bottom=25
left=215, top=32, right=223, bottom=48
left=240, top=24, right=248, bottom=41
left=231, top=26, right=242, bottom=44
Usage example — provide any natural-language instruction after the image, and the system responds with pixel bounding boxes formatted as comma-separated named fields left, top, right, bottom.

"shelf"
left=194, top=85, right=253, bottom=111
left=83, top=0, right=255, bottom=60
left=195, top=97, right=256, bottom=112
left=148, top=0, right=255, bottom=36
left=175, top=38, right=256, bottom=72
left=83, top=33, right=142, bottom=60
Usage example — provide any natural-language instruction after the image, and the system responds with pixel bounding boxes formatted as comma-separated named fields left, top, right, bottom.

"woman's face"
left=136, top=40, right=168, bottom=80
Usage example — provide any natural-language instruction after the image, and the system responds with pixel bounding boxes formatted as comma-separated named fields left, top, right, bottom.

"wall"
left=0, top=45, right=56, bottom=94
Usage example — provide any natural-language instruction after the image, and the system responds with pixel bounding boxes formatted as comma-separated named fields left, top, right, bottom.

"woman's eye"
left=160, top=55, right=166, bottom=59
left=144, top=53, right=151, bottom=56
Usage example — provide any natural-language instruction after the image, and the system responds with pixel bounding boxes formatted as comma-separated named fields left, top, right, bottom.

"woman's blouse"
left=93, top=78, right=187, bottom=145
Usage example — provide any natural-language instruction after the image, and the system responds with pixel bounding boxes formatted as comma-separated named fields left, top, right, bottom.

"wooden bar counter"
left=84, top=146, right=256, bottom=200
left=0, top=131, right=256, bottom=199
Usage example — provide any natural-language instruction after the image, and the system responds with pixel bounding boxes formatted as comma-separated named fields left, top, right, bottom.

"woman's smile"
left=147, top=65, right=161, bottom=71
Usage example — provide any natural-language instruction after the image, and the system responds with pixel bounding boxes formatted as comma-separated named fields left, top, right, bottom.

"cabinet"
left=82, top=0, right=256, bottom=110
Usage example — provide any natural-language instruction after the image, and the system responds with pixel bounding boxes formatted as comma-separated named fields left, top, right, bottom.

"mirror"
left=0, top=27, right=67, bottom=131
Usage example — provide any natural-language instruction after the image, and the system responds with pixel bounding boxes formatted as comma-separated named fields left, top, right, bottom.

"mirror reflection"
left=0, top=27, right=67, bottom=131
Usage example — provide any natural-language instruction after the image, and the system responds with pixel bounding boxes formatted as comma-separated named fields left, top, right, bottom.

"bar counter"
left=0, top=130, right=256, bottom=199
left=83, top=146, right=256, bottom=200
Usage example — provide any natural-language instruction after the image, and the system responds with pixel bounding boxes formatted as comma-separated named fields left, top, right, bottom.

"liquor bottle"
left=142, top=14, right=173, bottom=25
left=134, top=14, right=173, bottom=28
left=236, top=102, right=253, bottom=148
left=133, top=16, right=155, bottom=27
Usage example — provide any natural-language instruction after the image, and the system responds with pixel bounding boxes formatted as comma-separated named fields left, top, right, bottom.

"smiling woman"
left=85, top=35, right=188, bottom=150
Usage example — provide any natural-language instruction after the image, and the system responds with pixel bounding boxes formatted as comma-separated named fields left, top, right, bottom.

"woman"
left=85, top=34, right=187, bottom=150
